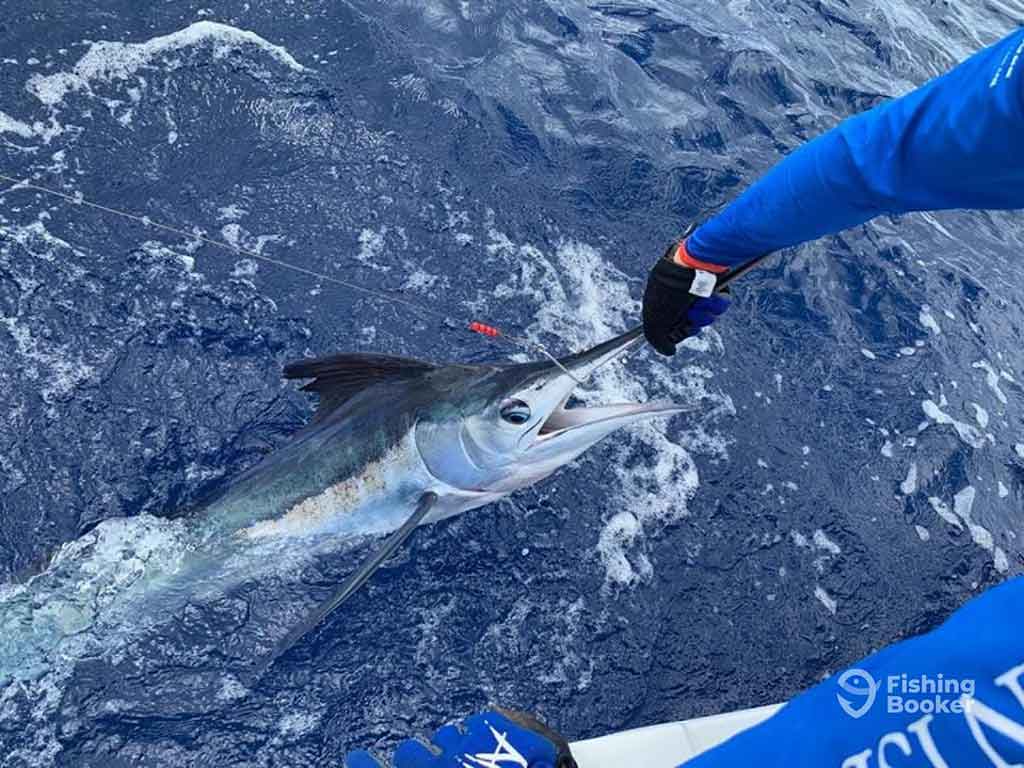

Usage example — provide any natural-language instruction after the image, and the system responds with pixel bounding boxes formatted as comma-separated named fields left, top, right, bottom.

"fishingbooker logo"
left=837, top=669, right=879, bottom=719
left=837, top=668, right=976, bottom=719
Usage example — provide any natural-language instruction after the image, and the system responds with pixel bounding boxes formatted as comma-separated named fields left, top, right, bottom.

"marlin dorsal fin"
left=283, top=352, right=436, bottom=422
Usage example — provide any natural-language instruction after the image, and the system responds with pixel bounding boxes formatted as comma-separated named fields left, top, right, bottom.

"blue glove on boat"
left=346, top=709, right=576, bottom=768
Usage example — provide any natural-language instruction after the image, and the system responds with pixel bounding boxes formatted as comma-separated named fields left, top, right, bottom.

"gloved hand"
left=642, top=238, right=731, bottom=356
left=346, top=709, right=577, bottom=768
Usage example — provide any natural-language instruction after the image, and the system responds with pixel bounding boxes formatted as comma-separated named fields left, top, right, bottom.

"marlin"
left=192, top=326, right=685, bottom=659
left=0, top=327, right=686, bottom=678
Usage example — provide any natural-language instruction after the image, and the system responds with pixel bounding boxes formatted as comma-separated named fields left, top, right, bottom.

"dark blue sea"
left=1, top=2, right=1022, bottom=765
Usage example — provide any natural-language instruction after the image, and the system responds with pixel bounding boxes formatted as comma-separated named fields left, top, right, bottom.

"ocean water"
left=1, top=2, right=1022, bottom=765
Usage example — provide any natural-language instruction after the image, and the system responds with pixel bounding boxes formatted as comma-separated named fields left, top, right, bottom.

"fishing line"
left=0, top=172, right=582, bottom=382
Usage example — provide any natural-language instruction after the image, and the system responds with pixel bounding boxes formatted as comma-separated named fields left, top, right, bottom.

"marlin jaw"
left=537, top=399, right=682, bottom=438
left=512, top=327, right=685, bottom=460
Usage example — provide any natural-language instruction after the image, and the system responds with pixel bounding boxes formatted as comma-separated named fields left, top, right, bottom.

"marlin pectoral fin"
left=268, top=491, right=438, bottom=662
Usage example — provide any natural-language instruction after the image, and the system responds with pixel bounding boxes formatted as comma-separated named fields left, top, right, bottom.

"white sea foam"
left=919, top=306, right=941, bottom=335
left=900, top=462, right=918, bottom=495
left=220, top=222, right=282, bottom=257
left=140, top=240, right=203, bottom=284
left=972, top=360, right=1008, bottom=405
left=921, top=399, right=985, bottom=448
left=813, top=529, right=841, bottom=555
left=251, top=96, right=339, bottom=148
left=598, top=511, right=653, bottom=585
left=1, top=314, right=96, bottom=412
left=0, top=513, right=193, bottom=702
left=970, top=402, right=990, bottom=428
left=482, top=235, right=731, bottom=586
left=995, top=548, right=1010, bottom=573
left=953, top=487, right=990, bottom=548
left=931, top=488, right=1008, bottom=574
left=0, top=110, right=36, bottom=138
left=792, top=528, right=841, bottom=573
left=27, top=21, right=310, bottom=107
left=534, top=597, right=593, bottom=691
left=278, top=711, right=322, bottom=737
left=0, top=218, right=79, bottom=264
left=928, top=497, right=962, bottom=530
left=401, top=266, right=440, bottom=292
left=221, top=222, right=243, bottom=247
left=355, top=227, right=391, bottom=271
left=231, top=259, right=258, bottom=278
left=216, top=675, right=249, bottom=702
left=475, top=595, right=593, bottom=692
left=814, top=585, right=837, bottom=615
left=217, top=204, right=247, bottom=222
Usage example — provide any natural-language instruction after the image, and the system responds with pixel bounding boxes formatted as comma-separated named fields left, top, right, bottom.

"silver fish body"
left=199, top=327, right=683, bottom=546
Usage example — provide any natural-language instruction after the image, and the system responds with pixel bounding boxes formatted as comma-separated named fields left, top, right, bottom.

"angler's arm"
left=687, top=29, right=1024, bottom=268
left=679, top=576, right=1024, bottom=767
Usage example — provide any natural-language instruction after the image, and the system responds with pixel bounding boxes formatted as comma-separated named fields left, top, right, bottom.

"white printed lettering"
left=841, top=749, right=873, bottom=768
left=995, top=664, right=1024, bottom=709
left=963, top=695, right=1024, bottom=768
left=878, top=732, right=912, bottom=768
left=907, top=715, right=951, bottom=768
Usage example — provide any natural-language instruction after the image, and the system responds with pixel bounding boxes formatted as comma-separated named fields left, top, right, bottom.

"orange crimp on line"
left=468, top=321, right=501, bottom=337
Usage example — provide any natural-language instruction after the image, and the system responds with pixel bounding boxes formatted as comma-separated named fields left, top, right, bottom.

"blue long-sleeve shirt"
left=687, top=28, right=1024, bottom=267
left=678, top=30, right=1024, bottom=767
left=684, top=576, right=1024, bottom=767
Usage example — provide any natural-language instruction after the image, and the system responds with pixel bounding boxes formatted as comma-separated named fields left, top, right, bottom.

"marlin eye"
left=500, top=399, right=532, bottom=425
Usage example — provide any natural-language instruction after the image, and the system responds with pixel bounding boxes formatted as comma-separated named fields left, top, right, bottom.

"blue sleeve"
left=687, top=29, right=1024, bottom=267
left=681, top=576, right=1024, bottom=767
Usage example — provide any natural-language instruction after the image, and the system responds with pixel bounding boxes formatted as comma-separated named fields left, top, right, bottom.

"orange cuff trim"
left=674, top=240, right=729, bottom=274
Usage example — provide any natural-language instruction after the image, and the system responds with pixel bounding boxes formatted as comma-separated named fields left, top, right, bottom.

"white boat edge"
left=570, top=702, right=784, bottom=767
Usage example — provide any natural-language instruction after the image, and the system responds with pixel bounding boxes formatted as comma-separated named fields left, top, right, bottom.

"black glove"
left=643, top=242, right=731, bottom=356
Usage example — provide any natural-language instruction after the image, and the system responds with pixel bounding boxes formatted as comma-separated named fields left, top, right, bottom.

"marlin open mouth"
left=526, top=327, right=686, bottom=448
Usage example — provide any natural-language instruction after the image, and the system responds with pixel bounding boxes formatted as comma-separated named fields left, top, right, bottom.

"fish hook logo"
left=459, top=722, right=529, bottom=768
left=837, top=668, right=879, bottom=719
